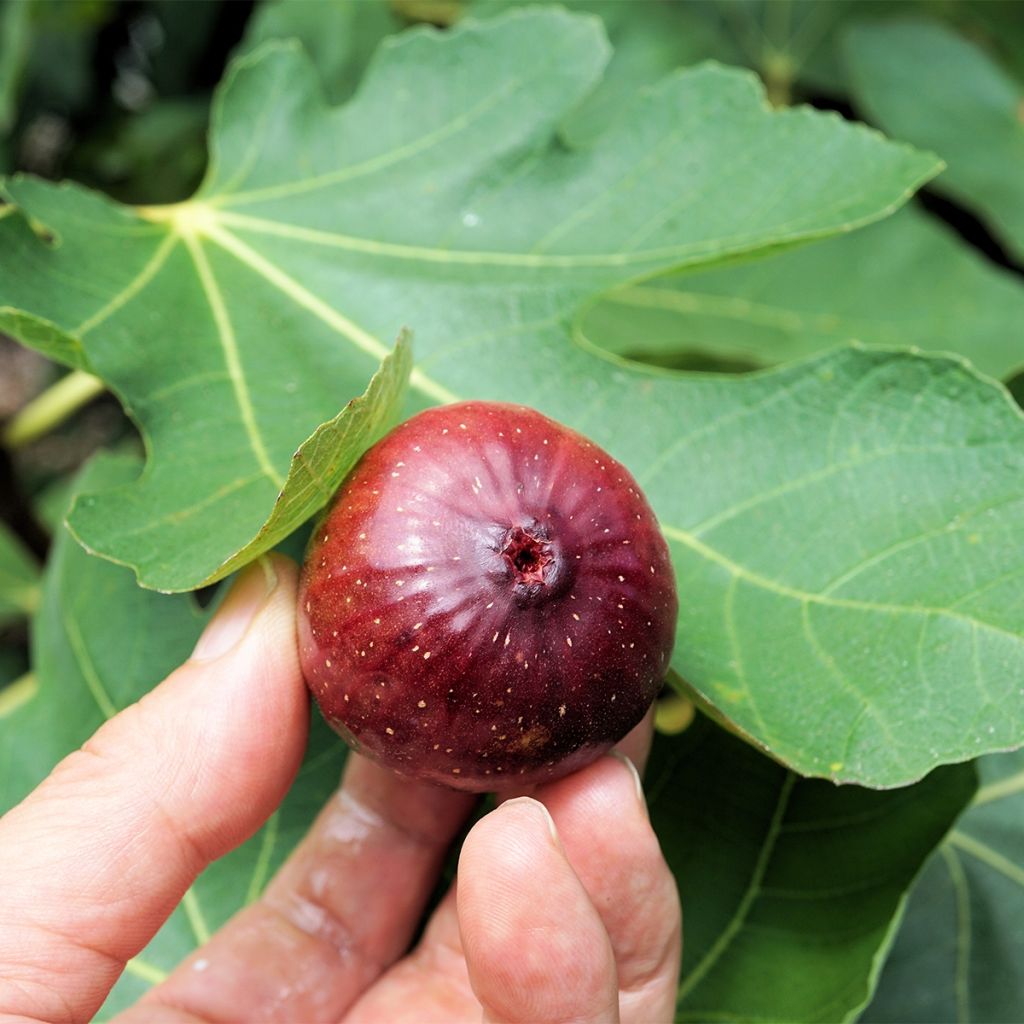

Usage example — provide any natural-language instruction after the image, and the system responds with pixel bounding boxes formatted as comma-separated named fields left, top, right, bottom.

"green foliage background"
left=0, top=1, right=1022, bottom=1020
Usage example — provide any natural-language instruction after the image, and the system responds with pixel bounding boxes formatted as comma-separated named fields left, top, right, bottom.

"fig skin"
left=297, top=401, right=677, bottom=791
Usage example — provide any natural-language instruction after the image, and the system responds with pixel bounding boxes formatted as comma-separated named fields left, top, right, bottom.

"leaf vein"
left=183, top=233, right=285, bottom=490
left=677, top=772, right=796, bottom=1002
left=246, top=809, right=280, bottom=904
left=62, top=606, right=117, bottom=720
left=74, top=231, right=178, bottom=337
left=211, top=72, right=528, bottom=210
left=202, top=220, right=457, bottom=404
left=939, top=843, right=972, bottom=1024
left=947, top=829, right=1024, bottom=888
left=974, top=769, right=1024, bottom=806
left=689, top=442, right=973, bottom=540
left=663, top=524, right=1024, bottom=649
left=182, top=887, right=211, bottom=945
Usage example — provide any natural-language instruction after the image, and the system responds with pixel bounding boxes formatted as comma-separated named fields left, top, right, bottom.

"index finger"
left=0, top=556, right=309, bottom=1024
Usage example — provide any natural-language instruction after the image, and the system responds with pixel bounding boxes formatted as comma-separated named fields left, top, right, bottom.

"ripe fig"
left=297, top=402, right=677, bottom=791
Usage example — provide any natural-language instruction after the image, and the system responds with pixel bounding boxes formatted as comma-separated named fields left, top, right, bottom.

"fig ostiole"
left=297, top=401, right=677, bottom=791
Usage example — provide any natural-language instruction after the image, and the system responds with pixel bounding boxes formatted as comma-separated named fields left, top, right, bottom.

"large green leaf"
left=475, top=5, right=1024, bottom=384
left=845, top=18, right=1024, bottom=262
left=863, top=748, right=1024, bottom=1023
left=0, top=518, right=39, bottom=624
left=0, top=451, right=346, bottom=1017
left=6, top=12, right=1024, bottom=787
left=0, top=8, right=937, bottom=596
left=646, top=714, right=976, bottom=1023
left=583, top=205, right=1024, bottom=380
left=649, top=349, right=1024, bottom=788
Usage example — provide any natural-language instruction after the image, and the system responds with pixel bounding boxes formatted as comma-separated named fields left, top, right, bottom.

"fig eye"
left=502, top=526, right=553, bottom=585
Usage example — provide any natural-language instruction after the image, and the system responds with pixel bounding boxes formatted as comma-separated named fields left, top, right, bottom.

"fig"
left=297, top=402, right=677, bottom=791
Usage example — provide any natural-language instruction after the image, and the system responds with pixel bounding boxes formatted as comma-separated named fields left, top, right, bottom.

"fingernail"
left=610, top=751, right=647, bottom=814
left=502, top=796, right=560, bottom=846
left=191, top=557, right=278, bottom=662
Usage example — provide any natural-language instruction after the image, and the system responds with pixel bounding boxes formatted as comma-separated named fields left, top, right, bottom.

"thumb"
left=458, top=798, right=620, bottom=1024
left=0, top=554, right=309, bottom=1024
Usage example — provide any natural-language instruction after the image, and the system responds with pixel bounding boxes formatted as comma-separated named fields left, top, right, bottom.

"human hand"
left=0, top=555, right=681, bottom=1023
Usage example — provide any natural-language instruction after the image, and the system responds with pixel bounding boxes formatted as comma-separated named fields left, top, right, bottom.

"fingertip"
left=458, top=797, right=619, bottom=1024
left=458, top=798, right=562, bottom=929
left=500, top=795, right=560, bottom=843
left=190, top=555, right=284, bottom=662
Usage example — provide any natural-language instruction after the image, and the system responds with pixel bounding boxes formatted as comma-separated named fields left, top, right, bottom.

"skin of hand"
left=0, top=555, right=681, bottom=1024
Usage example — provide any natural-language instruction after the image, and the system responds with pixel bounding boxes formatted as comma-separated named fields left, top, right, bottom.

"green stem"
left=762, top=51, right=794, bottom=108
left=3, top=370, right=105, bottom=448
left=0, top=672, right=38, bottom=718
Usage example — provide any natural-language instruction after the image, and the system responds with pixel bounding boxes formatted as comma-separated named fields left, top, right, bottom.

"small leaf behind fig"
left=67, top=331, right=412, bottom=591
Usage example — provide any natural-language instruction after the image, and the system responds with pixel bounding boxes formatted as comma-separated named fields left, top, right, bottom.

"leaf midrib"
left=210, top=206, right=876, bottom=270
left=974, top=769, right=1024, bottom=805
left=62, top=604, right=117, bottom=720
left=183, top=232, right=284, bottom=490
